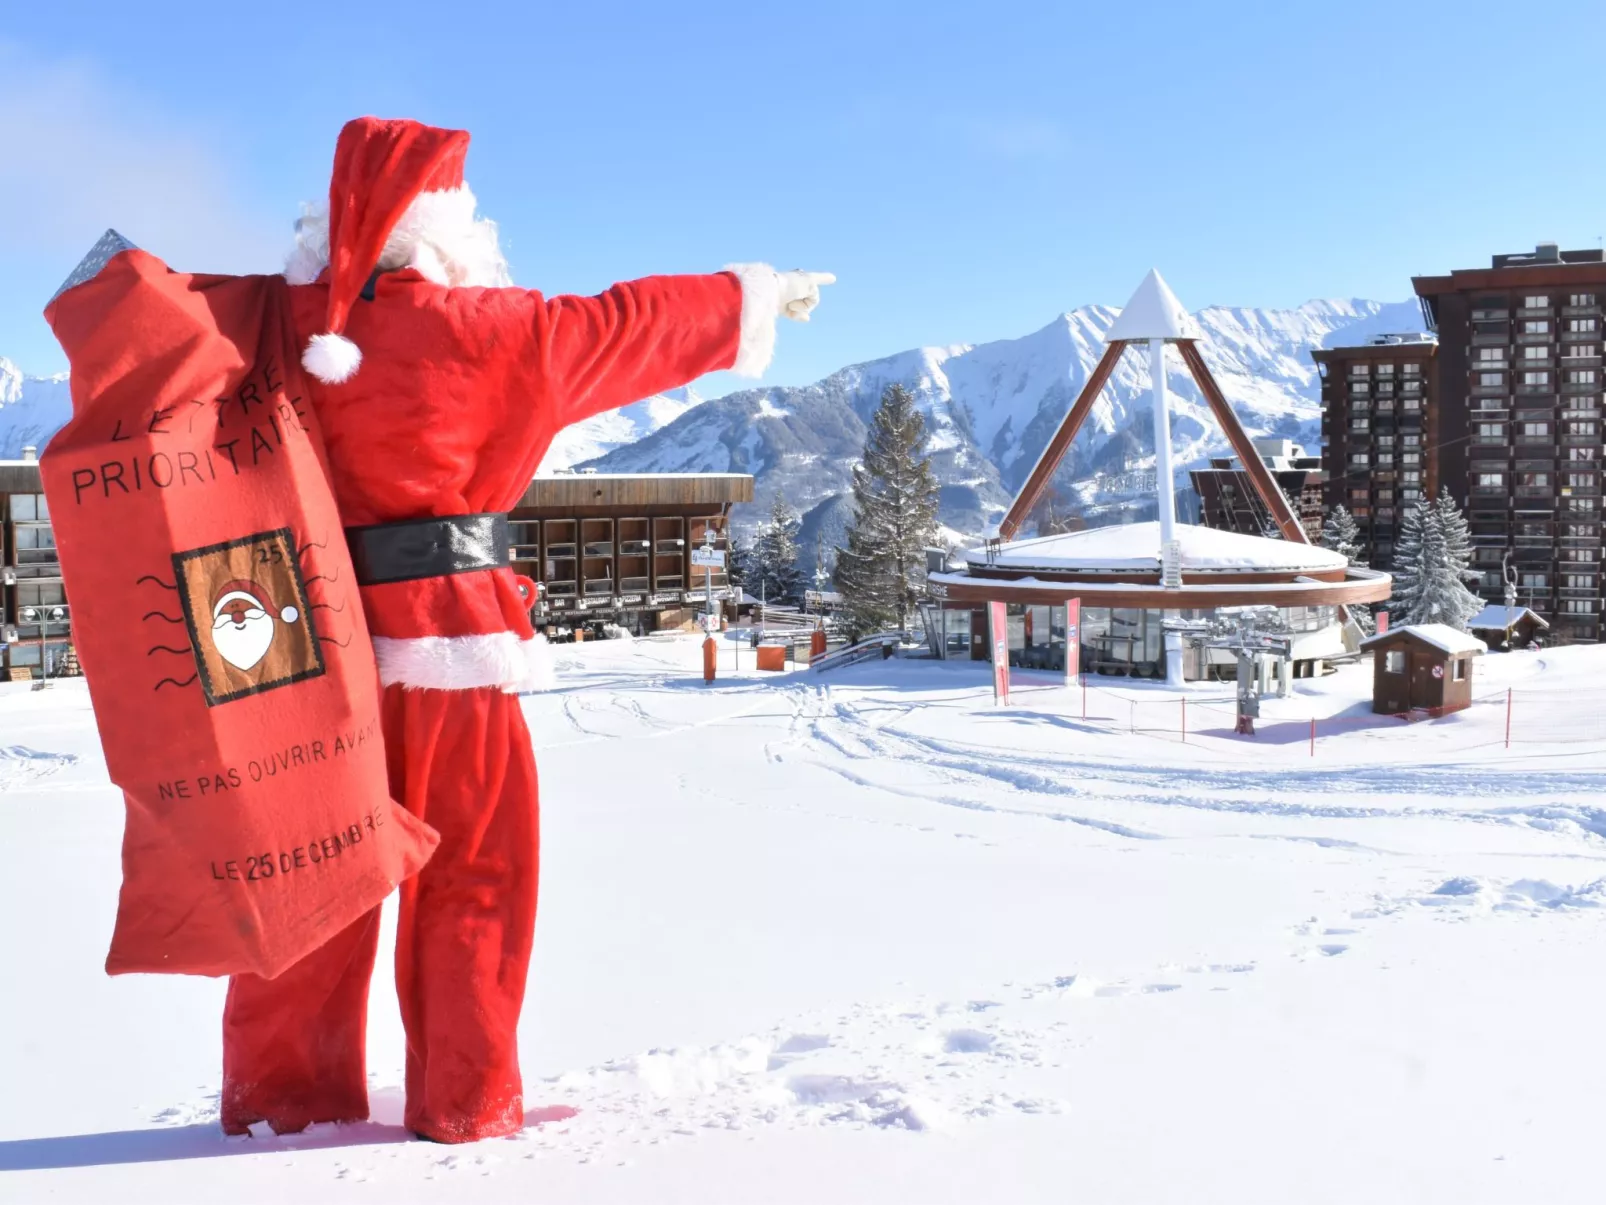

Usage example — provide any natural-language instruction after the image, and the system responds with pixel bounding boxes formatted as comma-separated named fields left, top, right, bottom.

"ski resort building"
left=1410, top=244, right=1606, bottom=646
left=928, top=271, right=1391, bottom=680
left=0, top=458, right=752, bottom=674
left=1190, top=439, right=1326, bottom=542
left=0, top=449, right=70, bottom=679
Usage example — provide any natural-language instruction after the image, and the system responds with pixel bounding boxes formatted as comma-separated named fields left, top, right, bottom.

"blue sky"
left=4, top=0, right=1605, bottom=392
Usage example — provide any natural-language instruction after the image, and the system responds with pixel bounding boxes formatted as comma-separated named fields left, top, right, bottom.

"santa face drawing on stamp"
left=209, top=580, right=302, bottom=673
left=167, top=527, right=330, bottom=705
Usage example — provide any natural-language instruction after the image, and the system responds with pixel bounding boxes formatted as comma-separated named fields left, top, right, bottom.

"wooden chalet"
left=1465, top=604, right=1549, bottom=651
left=1359, top=623, right=1484, bottom=715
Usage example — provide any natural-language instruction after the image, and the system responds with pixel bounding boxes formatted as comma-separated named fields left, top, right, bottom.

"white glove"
left=775, top=270, right=835, bottom=322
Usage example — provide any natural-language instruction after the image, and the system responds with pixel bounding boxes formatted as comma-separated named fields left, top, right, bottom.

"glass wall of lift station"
left=939, top=603, right=1336, bottom=678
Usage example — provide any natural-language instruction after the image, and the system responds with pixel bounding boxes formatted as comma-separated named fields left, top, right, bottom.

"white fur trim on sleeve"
left=373, top=632, right=556, bottom=692
left=723, top=262, right=781, bottom=378
left=303, top=332, right=362, bottom=384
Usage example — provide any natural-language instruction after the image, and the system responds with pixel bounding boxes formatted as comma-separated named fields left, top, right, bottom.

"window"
left=1570, top=318, right=1599, bottom=333
left=1524, top=295, right=1550, bottom=308
left=1375, top=434, right=1396, bottom=448
left=1403, top=362, right=1422, bottom=376
left=1564, top=548, right=1597, bottom=562
left=1350, top=488, right=1370, bottom=504
left=1351, top=418, right=1370, bottom=432
left=1350, top=382, right=1369, bottom=396
left=1524, top=371, right=1552, bottom=386
left=1570, top=370, right=1599, bottom=384
left=1478, top=472, right=1506, bottom=490
left=1567, top=421, right=1599, bottom=436
left=1402, top=396, right=1423, bottom=411
left=1563, top=343, right=1598, bottom=358
left=1479, top=373, right=1504, bottom=387
left=1568, top=472, right=1595, bottom=488
left=1376, top=453, right=1395, bottom=467
left=1349, top=452, right=1370, bottom=467
left=1522, top=421, right=1552, bottom=438
left=1525, top=320, right=1552, bottom=334
left=1572, top=497, right=1600, bottom=513
left=1402, top=452, right=1422, bottom=466
left=1349, top=364, right=1370, bottom=378
left=1376, top=380, right=1395, bottom=395
left=1561, top=599, right=1596, bottom=614
left=1402, top=433, right=1422, bottom=447
left=1568, top=446, right=1598, bottom=461
left=1376, top=363, right=1395, bottom=377
left=1384, top=650, right=1406, bottom=674
left=1521, top=472, right=1551, bottom=488
left=1476, top=348, right=1506, bottom=363
left=1521, top=572, right=1549, bottom=589
left=1524, top=345, right=1549, bottom=360
left=1402, top=472, right=1422, bottom=487
left=1401, top=379, right=1422, bottom=394
left=1452, top=659, right=1466, bottom=682
left=1570, top=293, right=1597, bottom=307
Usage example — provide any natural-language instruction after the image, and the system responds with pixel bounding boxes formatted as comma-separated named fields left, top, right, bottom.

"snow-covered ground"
left=3, top=638, right=1605, bottom=1203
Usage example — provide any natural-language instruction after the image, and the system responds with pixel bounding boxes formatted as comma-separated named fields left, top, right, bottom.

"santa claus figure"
left=220, top=117, right=831, bottom=1143
left=210, top=581, right=299, bottom=673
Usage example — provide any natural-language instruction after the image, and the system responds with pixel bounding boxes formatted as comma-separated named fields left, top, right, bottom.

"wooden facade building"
left=1310, top=333, right=1439, bottom=571
left=1190, top=438, right=1326, bottom=542
left=1412, top=244, right=1606, bottom=645
left=0, top=461, right=753, bottom=677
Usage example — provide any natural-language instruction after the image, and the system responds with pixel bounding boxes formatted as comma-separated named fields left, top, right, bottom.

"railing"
left=809, top=631, right=913, bottom=675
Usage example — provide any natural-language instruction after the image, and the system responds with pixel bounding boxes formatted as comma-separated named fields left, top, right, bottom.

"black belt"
left=346, top=513, right=510, bottom=586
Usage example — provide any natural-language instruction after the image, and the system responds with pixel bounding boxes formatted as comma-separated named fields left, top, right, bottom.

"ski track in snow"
left=135, top=866, right=1606, bottom=1179
left=0, top=745, right=76, bottom=791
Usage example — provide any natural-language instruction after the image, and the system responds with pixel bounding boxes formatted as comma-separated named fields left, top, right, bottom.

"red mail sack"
left=41, top=234, right=438, bottom=979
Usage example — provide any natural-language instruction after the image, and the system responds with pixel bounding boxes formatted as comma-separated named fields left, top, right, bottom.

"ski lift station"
left=926, top=270, right=1393, bottom=683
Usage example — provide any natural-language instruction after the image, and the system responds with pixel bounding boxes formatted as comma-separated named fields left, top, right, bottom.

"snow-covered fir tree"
left=1319, top=505, right=1362, bottom=564
left=1320, top=504, right=1374, bottom=635
left=1389, top=495, right=1483, bottom=629
left=750, top=492, right=804, bottom=605
left=726, top=531, right=753, bottom=594
left=1433, top=486, right=1482, bottom=601
left=834, top=383, right=940, bottom=637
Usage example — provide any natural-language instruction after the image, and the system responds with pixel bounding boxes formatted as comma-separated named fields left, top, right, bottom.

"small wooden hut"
left=1360, top=624, right=1484, bottom=715
left=1466, top=604, right=1548, bottom=652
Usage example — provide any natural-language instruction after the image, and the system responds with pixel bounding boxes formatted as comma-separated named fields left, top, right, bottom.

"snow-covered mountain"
left=581, top=297, right=1427, bottom=543
left=537, top=387, right=704, bottom=472
left=0, top=358, right=71, bottom=459
left=2, top=295, right=1425, bottom=539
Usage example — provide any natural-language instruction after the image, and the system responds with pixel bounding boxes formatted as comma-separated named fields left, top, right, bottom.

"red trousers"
left=220, top=686, right=540, bottom=1143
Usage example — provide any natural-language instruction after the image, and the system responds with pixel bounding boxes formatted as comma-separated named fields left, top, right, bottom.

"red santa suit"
left=220, top=117, right=829, bottom=1143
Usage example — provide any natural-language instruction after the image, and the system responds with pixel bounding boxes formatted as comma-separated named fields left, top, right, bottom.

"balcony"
left=1560, top=327, right=1601, bottom=342
left=1562, top=305, right=1602, bottom=317
left=1517, top=306, right=1553, bottom=318
left=1472, top=332, right=1511, bottom=347
left=1516, top=332, right=1556, bottom=346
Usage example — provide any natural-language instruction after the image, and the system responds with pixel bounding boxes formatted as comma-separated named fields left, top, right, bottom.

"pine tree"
left=1433, top=486, right=1481, bottom=596
left=1391, top=495, right=1483, bottom=629
left=726, top=531, right=753, bottom=594
left=1321, top=504, right=1374, bottom=635
left=1320, top=505, right=1362, bottom=564
left=751, top=492, right=804, bottom=605
left=834, top=383, right=940, bottom=637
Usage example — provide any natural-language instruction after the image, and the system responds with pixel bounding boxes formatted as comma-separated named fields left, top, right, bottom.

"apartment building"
left=1310, top=333, right=1439, bottom=569
left=1414, top=244, right=1606, bottom=645
left=1190, top=438, right=1327, bottom=542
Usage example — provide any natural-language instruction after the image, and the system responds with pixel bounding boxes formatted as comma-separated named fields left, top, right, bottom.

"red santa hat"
left=301, top=117, right=472, bottom=385
left=212, top=579, right=299, bottom=625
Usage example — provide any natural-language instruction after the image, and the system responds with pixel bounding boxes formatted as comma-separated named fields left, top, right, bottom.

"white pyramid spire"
left=1104, top=268, right=1203, bottom=344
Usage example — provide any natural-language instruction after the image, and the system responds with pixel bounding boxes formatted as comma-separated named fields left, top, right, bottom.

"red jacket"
left=287, top=268, right=750, bottom=689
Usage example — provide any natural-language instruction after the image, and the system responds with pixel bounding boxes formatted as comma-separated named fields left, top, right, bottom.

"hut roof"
left=1467, top=604, right=1550, bottom=633
left=1361, top=623, right=1486, bottom=657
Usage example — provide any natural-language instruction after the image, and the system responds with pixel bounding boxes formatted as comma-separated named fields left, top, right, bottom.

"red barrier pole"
left=1309, top=717, right=1315, bottom=757
left=1130, top=701, right=1135, bottom=733
left=1505, top=687, right=1512, bottom=749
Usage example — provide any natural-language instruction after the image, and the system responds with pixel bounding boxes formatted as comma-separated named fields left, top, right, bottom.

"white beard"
left=284, top=185, right=512, bottom=289
left=212, top=610, right=275, bottom=672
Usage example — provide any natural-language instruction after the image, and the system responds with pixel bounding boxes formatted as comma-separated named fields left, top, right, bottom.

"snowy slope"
left=586, top=297, right=1427, bottom=538
left=0, top=357, right=71, bottom=459
left=2, top=641, right=1605, bottom=1202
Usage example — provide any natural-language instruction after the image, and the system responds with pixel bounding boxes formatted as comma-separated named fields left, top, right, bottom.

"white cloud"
left=0, top=44, right=285, bottom=277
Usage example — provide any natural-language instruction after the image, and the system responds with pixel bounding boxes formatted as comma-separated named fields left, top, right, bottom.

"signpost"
left=1064, top=597, right=1080, bottom=687
left=692, top=531, right=726, bottom=683
left=988, top=600, right=1010, bottom=705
